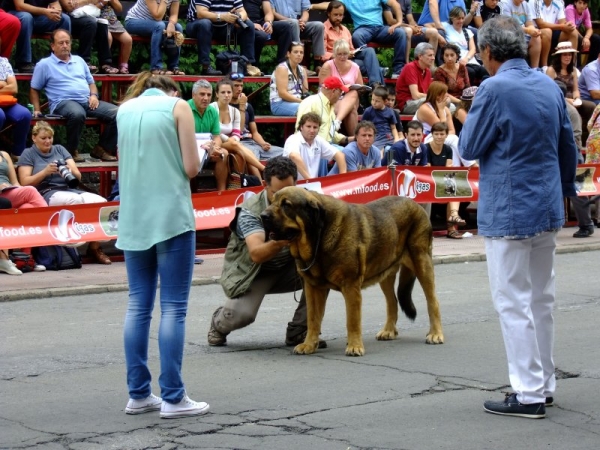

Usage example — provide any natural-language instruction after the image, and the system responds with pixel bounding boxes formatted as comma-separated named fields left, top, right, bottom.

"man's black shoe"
left=573, top=225, right=594, bottom=238
left=17, top=63, right=35, bottom=73
left=285, top=330, right=327, bottom=349
left=483, top=393, right=545, bottom=419
left=202, top=66, right=222, bottom=76
left=545, top=396, right=554, bottom=407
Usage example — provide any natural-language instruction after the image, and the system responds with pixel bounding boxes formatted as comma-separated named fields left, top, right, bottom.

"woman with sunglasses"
left=269, top=42, right=309, bottom=116
left=211, top=79, right=266, bottom=179
left=318, top=39, right=362, bottom=136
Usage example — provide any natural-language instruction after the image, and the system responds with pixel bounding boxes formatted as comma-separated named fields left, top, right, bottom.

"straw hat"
left=460, top=86, right=478, bottom=101
left=552, top=42, right=578, bottom=55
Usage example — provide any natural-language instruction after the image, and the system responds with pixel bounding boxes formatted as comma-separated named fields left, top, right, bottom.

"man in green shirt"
left=188, top=79, right=228, bottom=191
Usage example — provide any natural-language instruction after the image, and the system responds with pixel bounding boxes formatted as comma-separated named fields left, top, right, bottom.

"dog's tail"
left=397, top=266, right=417, bottom=321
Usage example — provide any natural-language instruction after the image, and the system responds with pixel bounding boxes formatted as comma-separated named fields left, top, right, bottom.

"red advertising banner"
left=1, top=164, right=598, bottom=248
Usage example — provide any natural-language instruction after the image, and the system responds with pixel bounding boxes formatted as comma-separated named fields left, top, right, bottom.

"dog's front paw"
left=345, top=342, right=365, bottom=356
left=293, top=342, right=318, bottom=355
left=375, top=327, right=398, bottom=341
left=426, top=332, right=444, bottom=344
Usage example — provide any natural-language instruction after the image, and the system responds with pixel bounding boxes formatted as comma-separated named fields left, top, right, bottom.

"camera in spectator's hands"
left=300, top=92, right=311, bottom=100
left=234, top=13, right=249, bottom=29
left=54, top=159, right=79, bottom=188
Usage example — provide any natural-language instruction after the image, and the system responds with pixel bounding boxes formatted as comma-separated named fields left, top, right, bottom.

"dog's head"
left=261, top=187, right=324, bottom=242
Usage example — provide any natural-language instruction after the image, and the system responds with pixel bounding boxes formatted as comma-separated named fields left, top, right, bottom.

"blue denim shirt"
left=459, top=58, right=577, bottom=238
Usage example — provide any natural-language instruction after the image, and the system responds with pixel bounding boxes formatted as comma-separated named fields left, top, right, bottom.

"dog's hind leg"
left=376, top=273, right=399, bottom=341
left=412, top=252, right=444, bottom=344
left=293, top=284, right=328, bottom=355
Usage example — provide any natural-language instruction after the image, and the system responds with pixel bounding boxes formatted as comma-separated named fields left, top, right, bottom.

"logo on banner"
left=48, top=209, right=95, bottom=243
left=396, top=169, right=431, bottom=199
left=99, top=205, right=120, bottom=236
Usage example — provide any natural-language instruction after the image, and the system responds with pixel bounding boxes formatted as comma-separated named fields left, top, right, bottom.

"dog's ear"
left=306, top=196, right=326, bottom=229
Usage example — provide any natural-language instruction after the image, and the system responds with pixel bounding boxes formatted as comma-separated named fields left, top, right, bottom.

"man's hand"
left=46, top=6, right=62, bottom=22
left=298, top=19, right=306, bottom=31
left=262, top=21, right=273, bottom=34
left=222, top=11, right=238, bottom=24
left=582, top=37, right=591, bottom=51
left=563, top=22, right=576, bottom=33
left=238, top=92, right=247, bottom=110
left=388, top=23, right=400, bottom=34
left=89, top=95, right=99, bottom=110
left=411, top=25, right=423, bottom=35
left=525, top=26, right=541, bottom=37
left=261, top=142, right=271, bottom=151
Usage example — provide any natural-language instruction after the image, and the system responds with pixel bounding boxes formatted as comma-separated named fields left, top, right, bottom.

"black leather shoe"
left=18, top=63, right=35, bottom=73
left=203, top=66, right=222, bottom=76
left=573, top=226, right=594, bottom=238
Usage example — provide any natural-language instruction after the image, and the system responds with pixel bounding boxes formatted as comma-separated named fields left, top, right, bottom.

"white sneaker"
left=125, top=393, right=162, bottom=415
left=33, top=264, right=46, bottom=272
left=0, top=259, right=22, bottom=275
left=160, top=395, right=210, bottom=419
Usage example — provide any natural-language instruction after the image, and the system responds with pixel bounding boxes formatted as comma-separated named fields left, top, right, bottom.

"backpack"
left=215, top=25, right=248, bottom=75
left=32, top=246, right=82, bottom=271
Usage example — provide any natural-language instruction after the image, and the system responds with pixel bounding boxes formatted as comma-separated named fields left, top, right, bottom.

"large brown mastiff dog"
left=261, top=187, right=444, bottom=356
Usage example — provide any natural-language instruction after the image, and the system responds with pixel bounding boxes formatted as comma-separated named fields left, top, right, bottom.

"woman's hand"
left=166, top=21, right=176, bottom=37
left=459, top=57, right=468, bottom=66
left=582, top=37, right=591, bottom=51
left=45, top=162, right=59, bottom=176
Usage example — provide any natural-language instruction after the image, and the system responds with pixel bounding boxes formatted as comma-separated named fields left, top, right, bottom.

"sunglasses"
left=291, top=41, right=305, bottom=47
left=229, top=73, right=244, bottom=80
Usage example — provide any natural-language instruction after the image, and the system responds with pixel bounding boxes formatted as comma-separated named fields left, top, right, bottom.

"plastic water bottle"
left=263, top=22, right=271, bottom=40
left=232, top=61, right=238, bottom=74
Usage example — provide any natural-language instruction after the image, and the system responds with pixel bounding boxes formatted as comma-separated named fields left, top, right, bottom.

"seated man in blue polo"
left=329, top=121, right=382, bottom=174
left=382, top=120, right=428, bottom=166
left=341, top=0, right=408, bottom=78
left=30, top=29, right=118, bottom=163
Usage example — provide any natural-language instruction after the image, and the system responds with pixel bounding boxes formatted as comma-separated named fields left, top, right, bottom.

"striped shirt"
left=126, top=0, right=180, bottom=21
left=187, top=0, right=243, bottom=22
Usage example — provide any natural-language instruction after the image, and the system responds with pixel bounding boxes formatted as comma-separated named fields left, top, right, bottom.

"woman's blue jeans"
left=124, top=18, right=183, bottom=71
left=123, top=230, right=195, bottom=404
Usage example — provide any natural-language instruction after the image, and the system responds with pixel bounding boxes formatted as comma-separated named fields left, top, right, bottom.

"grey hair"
left=333, top=39, right=350, bottom=56
left=192, top=79, right=213, bottom=94
left=414, top=42, right=434, bottom=58
left=478, top=16, right=527, bottom=62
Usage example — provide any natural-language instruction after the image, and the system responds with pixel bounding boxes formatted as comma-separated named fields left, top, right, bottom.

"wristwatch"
left=216, top=13, right=222, bottom=22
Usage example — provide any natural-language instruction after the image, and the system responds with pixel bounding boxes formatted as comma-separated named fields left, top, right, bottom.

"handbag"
left=70, top=5, right=101, bottom=18
left=215, top=25, right=249, bottom=75
left=227, top=153, right=261, bottom=190
left=0, top=95, right=18, bottom=107
left=9, top=251, right=35, bottom=273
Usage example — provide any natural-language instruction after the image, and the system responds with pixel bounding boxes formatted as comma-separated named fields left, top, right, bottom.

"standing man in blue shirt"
left=341, top=0, right=407, bottom=78
left=460, top=16, right=577, bottom=419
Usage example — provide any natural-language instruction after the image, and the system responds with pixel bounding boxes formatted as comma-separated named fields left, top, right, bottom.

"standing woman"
left=433, top=43, right=470, bottom=107
left=270, top=42, right=309, bottom=116
left=211, top=79, right=265, bottom=180
left=117, top=72, right=208, bottom=418
left=318, top=39, right=362, bottom=136
left=125, top=0, right=185, bottom=75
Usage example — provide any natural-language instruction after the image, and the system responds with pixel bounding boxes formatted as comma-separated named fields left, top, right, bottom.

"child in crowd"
left=426, top=122, right=467, bottom=239
left=361, top=86, right=402, bottom=156
left=100, top=0, right=133, bottom=74
left=384, top=86, right=405, bottom=140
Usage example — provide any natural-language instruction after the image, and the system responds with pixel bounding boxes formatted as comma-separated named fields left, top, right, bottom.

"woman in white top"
left=318, top=39, right=362, bottom=136
left=415, top=81, right=476, bottom=168
left=211, top=80, right=265, bottom=179
left=443, top=6, right=488, bottom=85
left=270, top=42, right=309, bottom=116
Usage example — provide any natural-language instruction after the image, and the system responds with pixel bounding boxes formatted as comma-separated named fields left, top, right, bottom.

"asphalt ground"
left=0, top=227, right=599, bottom=449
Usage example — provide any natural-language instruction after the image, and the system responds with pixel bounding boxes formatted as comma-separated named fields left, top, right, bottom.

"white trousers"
left=484, top=231, right=557, bottom=404
left=48, top=190, right=106, bottom=206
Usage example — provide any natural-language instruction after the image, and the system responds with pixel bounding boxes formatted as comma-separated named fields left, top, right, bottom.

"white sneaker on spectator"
left=160, top=394, right=210, bottom=419
left=125, top=393, right=162, bottom=415
left=0, top=259, right=22, bottom=275
left=391, top=73, right=400, bottom=80
left=33, top=264, right=46, bottom=272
